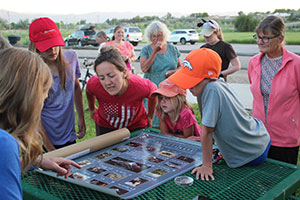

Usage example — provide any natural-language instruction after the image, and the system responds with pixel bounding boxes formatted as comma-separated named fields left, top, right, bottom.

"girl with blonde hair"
left=0, top=48, right=81, bottom=199
left=151, top=79, right=201, bottom=140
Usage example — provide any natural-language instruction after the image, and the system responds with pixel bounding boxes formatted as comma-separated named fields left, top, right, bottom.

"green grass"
left=1, top=29, right=75, bottom=46
left=1, top=30, right=300, bottom=45
left=75, top=90, right=97, bottom=142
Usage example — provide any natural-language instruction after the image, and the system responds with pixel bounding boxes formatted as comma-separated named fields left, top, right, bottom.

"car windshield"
left=84, top=30, right=96, bottom=35
left=129, top=28, right=141, bottom=33
left=189, top=31, right=197, bottom=34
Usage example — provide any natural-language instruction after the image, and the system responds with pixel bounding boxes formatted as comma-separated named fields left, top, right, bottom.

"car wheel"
left=131, top=42, right=138, bottom=46
left=173, top=42, right=177, bottom=45
left=78, top=40, right=83, bottom=47
left=180, top=38, right=186, bottom=45
left=190, top=41, right=195, bottom=45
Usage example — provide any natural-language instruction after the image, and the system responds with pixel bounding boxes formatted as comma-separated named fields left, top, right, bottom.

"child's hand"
left=191, top=165, right=214, bottom=181
left=147, top=116, right=153, bottom=128
left=40, top=157, right=82, bottom=179
left=186, top=136, right=201, bottom=141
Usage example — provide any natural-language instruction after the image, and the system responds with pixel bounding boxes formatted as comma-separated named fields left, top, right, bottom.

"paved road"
left=74, top=43, right=300, bottom=73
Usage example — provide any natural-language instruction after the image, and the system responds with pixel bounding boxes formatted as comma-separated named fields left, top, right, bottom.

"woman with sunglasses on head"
left=29, top=17, right=86, bottom=152
left=199, top=19, right=241, bottom=81
left=248, top=16, right=300, bottom=165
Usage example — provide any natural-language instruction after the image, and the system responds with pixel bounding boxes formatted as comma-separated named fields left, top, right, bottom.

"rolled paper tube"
left=43, top=128, right=130, bottom=158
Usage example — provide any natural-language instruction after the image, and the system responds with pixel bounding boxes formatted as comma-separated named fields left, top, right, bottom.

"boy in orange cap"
left=168, top=48, right=270, bottom=181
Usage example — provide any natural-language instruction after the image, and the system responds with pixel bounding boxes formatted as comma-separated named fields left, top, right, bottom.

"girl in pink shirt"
left=151, top=79, right=202, bottom=141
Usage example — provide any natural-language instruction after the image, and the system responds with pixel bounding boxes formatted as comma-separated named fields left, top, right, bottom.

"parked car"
left=105, top=26, right=143, bottom=46
left=64, top=25, right=98, bottom=47
left=105, top=28, right=114, bottom=41
left=168, top=29, right=199, bottom=45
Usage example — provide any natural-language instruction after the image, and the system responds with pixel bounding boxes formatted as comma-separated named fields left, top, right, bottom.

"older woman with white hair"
left=140, top=21, right=181, bottom=82
left=140, top=21, right=181, bottom=128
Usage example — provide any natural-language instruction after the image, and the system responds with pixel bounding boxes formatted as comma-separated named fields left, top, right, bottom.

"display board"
left=38, top=129, right=203, bottom=199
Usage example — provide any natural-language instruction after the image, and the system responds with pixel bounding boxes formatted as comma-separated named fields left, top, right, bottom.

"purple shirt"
left=41, top=50, right=81, bottom=145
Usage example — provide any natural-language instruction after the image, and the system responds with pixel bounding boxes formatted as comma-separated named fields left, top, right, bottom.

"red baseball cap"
left=168, top=48, right=222, bottom=89
left=29, top=17, right=65, bottom=52
left=151, top=79, right=187, bottom=97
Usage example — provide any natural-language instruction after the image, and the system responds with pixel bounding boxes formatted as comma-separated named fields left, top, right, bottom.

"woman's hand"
left=121, top=55, right=129, bottom=62
left=89, top=107, right=97, bottom=119
left=191, top=165, right=214, bottom=181
left=165, top=69, right=178, bottom=77
left=40, top=157, right=82, bottom=179
left=77, top=118, right=86, bottom=139
left=153, top=41, right=162, bottom=52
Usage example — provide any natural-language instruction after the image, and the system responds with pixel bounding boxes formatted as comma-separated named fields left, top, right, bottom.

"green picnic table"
left=22, top=128, right=300, bottom=200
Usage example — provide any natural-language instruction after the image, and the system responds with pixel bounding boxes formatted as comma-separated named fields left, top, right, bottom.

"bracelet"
left=219, top=72, right=224, bottom=78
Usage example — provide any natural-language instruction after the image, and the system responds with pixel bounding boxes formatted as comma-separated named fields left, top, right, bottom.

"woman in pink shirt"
left=248, top=16, right=300, bottom=165
left=104, top=25, right=137, bottom=73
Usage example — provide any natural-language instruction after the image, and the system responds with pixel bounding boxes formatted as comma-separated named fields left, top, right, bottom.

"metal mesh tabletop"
left=22, top=129, right=300, bottom=200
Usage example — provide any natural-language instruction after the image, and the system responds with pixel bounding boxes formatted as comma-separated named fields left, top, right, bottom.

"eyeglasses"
left=253, top=34, right=280, bottom=44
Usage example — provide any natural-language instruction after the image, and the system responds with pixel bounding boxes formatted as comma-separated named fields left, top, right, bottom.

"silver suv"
left=106, top=27, right=143, bottom=46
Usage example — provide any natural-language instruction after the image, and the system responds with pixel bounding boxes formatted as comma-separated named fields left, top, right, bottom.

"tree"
left=0, top=17, right=9, bottom=29
left=15, top=19, right=30, bottom=29
left=234, top=14, right=259, bottom=32
left=189, top=12, right=209, bottom=18
left=79, top=20, right=86, bottom=25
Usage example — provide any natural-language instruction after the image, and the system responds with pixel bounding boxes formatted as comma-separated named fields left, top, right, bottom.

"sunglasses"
left=197, top=19, right=218, bottom=30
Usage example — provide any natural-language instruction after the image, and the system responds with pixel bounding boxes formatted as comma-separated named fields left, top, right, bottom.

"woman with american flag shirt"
left=86, top=46, right=157, bottom=136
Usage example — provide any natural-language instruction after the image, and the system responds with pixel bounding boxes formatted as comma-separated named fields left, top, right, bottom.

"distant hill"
left=0, top=9, right=193, bottom=24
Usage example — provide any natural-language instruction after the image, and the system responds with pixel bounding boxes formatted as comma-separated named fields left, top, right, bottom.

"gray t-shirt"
left=200, top=79, right=270, bottom=168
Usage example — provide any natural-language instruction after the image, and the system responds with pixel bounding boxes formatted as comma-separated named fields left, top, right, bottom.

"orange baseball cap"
left=29, top=17, right=65, bottom=52
left=151, top=79, right=187, bottom=97
left=168, top=48, right=222, bottom=89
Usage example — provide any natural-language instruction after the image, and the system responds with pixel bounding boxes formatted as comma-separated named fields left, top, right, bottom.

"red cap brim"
left=34, top=36, right=65, bottom=52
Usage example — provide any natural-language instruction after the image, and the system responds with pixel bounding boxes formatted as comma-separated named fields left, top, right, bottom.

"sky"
left=1, top=0, right=299, bottom=16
